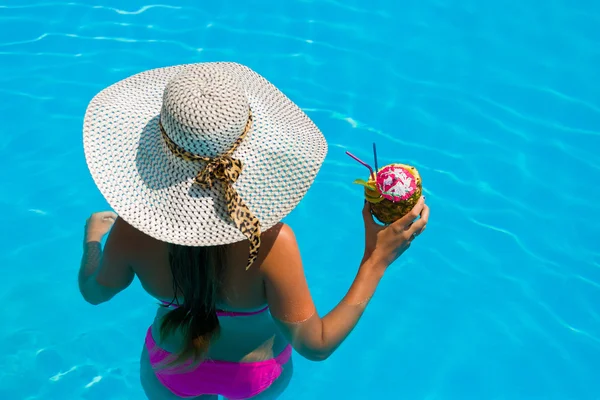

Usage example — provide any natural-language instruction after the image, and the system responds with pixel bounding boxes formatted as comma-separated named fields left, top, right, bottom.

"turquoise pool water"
left=1, top=1, right=600, bottom=399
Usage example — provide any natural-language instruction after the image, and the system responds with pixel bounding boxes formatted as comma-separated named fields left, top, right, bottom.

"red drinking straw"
left=345, top=151, right=376, bottom=180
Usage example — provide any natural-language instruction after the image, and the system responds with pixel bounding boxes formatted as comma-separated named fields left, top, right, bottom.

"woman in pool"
left=78, top=62, right=429, bottom=400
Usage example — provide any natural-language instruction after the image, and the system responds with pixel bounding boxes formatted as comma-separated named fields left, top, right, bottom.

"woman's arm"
left=78, top=213, right=135, bottom=305
left=263, top=198, right=428, bottom=361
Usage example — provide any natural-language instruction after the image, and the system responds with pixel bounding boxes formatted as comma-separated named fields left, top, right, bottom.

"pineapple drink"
left=354, top=163, right=422, bottom=224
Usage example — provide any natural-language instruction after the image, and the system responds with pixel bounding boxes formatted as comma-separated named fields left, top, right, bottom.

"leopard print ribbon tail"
left=223, top=185, right=262, bottom=270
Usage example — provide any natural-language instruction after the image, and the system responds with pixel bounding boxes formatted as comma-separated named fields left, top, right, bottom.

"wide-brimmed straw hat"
left=83, top=62, right=328, bottom=268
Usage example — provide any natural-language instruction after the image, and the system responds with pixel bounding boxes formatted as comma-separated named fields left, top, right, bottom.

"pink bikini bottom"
left=145, top=327, right=292, bottom=399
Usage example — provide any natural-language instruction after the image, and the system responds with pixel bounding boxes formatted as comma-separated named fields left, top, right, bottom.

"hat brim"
left=83, top=62, right=328, bottom=246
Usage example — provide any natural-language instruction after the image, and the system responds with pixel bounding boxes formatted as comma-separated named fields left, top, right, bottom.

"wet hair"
left=159, top=243, right=227, bottom=365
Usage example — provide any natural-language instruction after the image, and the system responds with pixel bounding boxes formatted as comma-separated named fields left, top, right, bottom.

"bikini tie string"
left=159, top=110, right=261, bottom=270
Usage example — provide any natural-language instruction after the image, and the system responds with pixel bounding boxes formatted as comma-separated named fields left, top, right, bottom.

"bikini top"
left=160, top=300, right=269, bottom=318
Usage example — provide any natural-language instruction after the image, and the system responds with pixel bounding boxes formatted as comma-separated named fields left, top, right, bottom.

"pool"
left=1, top=0, right=600, bottom=398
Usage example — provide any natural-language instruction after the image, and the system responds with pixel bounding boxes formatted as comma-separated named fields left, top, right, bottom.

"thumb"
left=362, top=201, right=376, bottom=230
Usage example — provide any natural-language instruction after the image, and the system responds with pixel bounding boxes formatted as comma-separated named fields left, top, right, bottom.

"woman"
left=79, top=62, right=429, bottom=400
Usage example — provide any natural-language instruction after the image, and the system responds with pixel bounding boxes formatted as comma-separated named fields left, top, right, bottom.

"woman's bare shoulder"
left=110, top=216, right=161, bottom=254
left=261, top=222, right=297, bottom=251
left=260, top=223, right=301, bottom=271
left=112, top=216, right=147, bottom=240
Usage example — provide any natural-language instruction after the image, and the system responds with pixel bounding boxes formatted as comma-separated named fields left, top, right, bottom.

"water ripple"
left=0, top=88, right=52, bottom=101
left=7, top=231, right=72, bottom=258
left=477, top=94, right=600, bottom=137
left=548, top=138, right=600, bottom=172
left=0, top=2, right=183, bottom=14
left=454, top=98, right=531, bottom=141
left=303, top=0, right=392, bottom=19
left=468, top=217, right=561, bottom=269
left=303, top=107, right=464, bottom=160
left=430, top=168, right=470, bottom=186
left=525, top=85, right=600, bottom=115
left=509, top=301, right=574, bottom=365
left=0, top=31, right=203, bottom=53
left=0, top=32, right=51, bottom=47
left=475, top=309, right=524, bottom=346
left=81, top=20, right=201, bottom=35
left=207, top=21, right=392, bottom=65
left=427, top=247, right=475, bottom=278
left=574, top=274, right=600, bottom=292
left=92, top=4, right=183, bottom=15
left=0, top=50, right=84, bottom=57
left=535, top=298, right=600, bottom=349
left=385, top=65, right=600, bottom=139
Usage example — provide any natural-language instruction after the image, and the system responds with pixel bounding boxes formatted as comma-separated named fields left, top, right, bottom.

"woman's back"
left=113, top=217, right=289, bottom=362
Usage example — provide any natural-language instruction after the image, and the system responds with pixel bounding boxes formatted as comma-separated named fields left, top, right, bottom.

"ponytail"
left=159, top=243, right=227, bottom=366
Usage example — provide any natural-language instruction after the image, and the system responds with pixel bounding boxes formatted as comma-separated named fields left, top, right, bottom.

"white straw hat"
left=83, top=62, right=328, bottom=268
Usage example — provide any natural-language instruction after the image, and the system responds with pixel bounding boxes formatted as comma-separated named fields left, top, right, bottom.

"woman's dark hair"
left=160, top=243, right=228, bottom=366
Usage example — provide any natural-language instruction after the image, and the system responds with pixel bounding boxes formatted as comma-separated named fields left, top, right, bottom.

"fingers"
left=408, top=203, right=429, bottom=237
left=391, top=196, right=425, bottom=231
left=93, top=211, right=118, bottom=221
